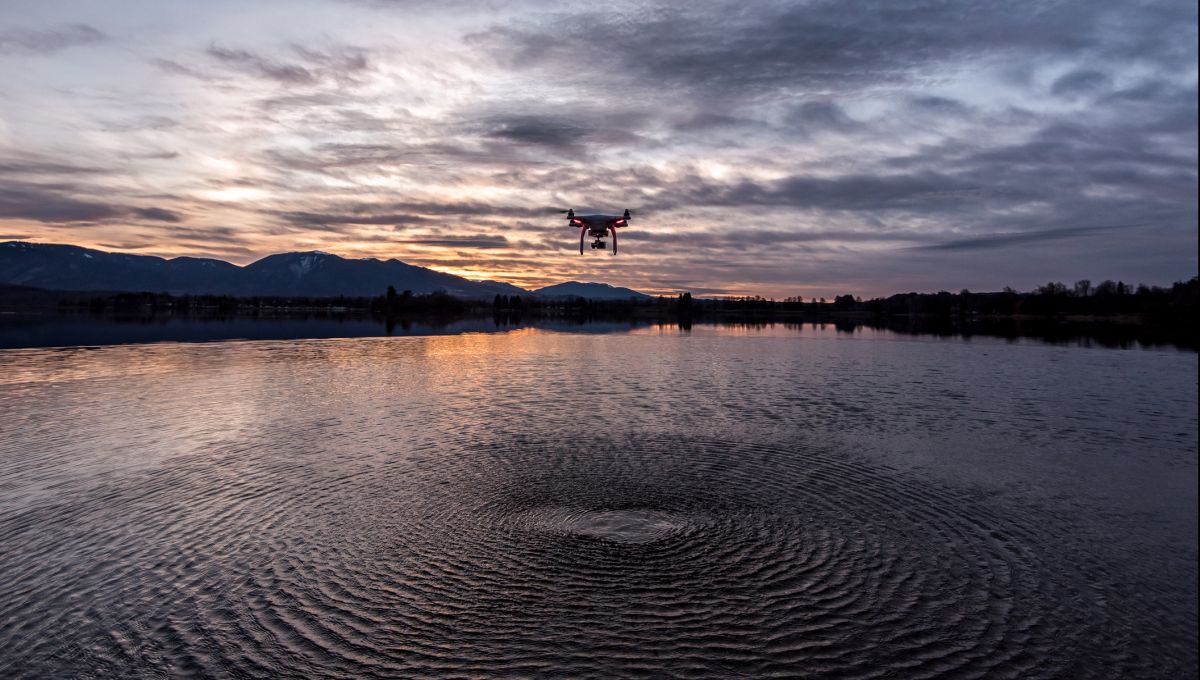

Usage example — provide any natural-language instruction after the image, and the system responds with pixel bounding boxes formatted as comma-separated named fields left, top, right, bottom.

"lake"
left=0, top=324, right=1195, bottom=678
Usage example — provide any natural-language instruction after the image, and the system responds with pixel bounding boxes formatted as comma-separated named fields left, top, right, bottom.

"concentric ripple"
left=1, top=431, right=1193, bottom=679
left=519, top=507, right=693, bottom=544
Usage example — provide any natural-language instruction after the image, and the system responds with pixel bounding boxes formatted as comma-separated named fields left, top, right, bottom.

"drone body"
left=561, top=208, right=632, bottom=254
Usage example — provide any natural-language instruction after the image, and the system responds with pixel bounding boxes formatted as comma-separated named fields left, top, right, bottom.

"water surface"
left=0, top=326, right=1195, bottom=678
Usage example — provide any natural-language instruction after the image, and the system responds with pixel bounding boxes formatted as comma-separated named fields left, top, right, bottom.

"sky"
left=0, top=0, right=1196, bottom=298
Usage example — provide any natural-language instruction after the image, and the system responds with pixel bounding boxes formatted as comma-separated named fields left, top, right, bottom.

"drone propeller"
left=556, top=208, right=575, bottom=219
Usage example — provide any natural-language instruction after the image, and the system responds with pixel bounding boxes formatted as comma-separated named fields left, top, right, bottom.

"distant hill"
left=0, top=241, right=529, bottom=299
left=533, top=281, right=651, bottom=299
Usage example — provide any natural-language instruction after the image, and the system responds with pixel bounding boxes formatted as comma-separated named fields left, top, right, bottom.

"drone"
left=560, top=208, right=632, bottom=255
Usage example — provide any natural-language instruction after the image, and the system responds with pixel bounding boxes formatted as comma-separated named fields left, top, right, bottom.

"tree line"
left=814, top=277, right=1197, bottom=322
left=29, top=275, right=1199, bottom=327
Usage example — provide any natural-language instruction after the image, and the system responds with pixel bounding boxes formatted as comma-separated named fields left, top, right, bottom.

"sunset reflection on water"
left=0, top=327, right=1195, bottom=677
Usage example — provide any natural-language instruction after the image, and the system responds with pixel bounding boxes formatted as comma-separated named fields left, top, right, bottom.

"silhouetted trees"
left=22, top=276, right=1198, bottom=335
left=376, top=289, right=463, bottom=315
left=850, top=276, right=1198, bottom=322
left=833, top=294, right=861, bottom=310
left=678, top=292, right=693, bottom=313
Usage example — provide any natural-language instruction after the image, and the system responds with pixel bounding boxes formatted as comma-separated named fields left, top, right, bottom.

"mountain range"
left=533, top=281, right=651, bottom=299
left=0, top=241, right=651, bottom=300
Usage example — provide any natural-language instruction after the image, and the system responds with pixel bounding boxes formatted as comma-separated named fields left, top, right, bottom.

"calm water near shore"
left=0, top=325, right=1196, bottom=678
left=1, top=310, right=1195, bottom=351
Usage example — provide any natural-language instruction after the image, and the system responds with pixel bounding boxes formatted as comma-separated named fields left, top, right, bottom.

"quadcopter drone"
left=560, top=208, right=632, bottom=255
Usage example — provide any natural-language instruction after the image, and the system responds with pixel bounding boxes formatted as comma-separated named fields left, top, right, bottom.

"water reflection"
left=1, top=328, right=1195, bottom=677
left=645, top=317, right=1198, bottom=351
left=1, top=310, right=1192, bottom=351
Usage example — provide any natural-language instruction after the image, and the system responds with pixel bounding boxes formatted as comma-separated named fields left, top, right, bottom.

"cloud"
left=0, top=0, right=1194, bottom=295
left=132, top=207, right=184, bottom=222
left=289, top=44, right=371, bottom=80
left=0, top=159, right=107, bottom=175
left=917, top=224, right=1131, bottom=251
left=1051, top=69, right=1111, bottom=97
left=411, top=103, right=657, bottom=167
left=668, top=171, right=982, bottom=212
left=484, top=115, right=590, bottom=148
left=274, top=201, right=550, bottom=222
left=629, top=227, right=923, bottom=251
left=196, top=43, right=373, bottom=86
left=0, top=183, right=125, bottom=223
left=472, top=1, right=1194, bottom=98
left=277, top=211, right=430, bottom=228
left=907, top=96, right=972, bottom=116
left=206, top=45, right=318, bottom=84
left=151, top=58, right=214, bottom=80
left=400, top=235, right=509, bottom=249
left=134, top=151, right=182, bottom=160
left=0, top=24, right=107, bottom=54
left=0, top=167, right=183, bottom=225
left=787, top=101, right=861, bottom=133
left=101, top=116, right=181, bottom=132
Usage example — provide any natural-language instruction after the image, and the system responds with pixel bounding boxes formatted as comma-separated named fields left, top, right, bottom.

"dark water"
left=0, top=326, right=1195, bottom=678
left=2, top=310, right=1195, bottom=351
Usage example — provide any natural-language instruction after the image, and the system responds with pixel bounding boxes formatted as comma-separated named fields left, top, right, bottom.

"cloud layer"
left=0, top=0, right=1195, bottom=296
